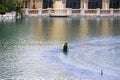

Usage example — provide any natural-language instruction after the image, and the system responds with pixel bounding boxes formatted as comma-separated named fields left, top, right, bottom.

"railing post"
left=25, top=8, right=29, bottom=15
left=110, top=8, right=113, bottom=16
left=119, top=8, right=120, bottom=16
left=69, top=8, right=72, bottom=16
left=81, top=8, right=85, bottom=15
left=38, top=8, right=42, bottom=15
left=47, top=8, right=51, bottom=16
left=97, top=8, right=100, bottom=16
left=67, top=8, right=72, bottom=16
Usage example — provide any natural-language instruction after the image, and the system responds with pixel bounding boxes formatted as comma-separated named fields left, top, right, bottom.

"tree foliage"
left=0, top=0, right=22, bottom=14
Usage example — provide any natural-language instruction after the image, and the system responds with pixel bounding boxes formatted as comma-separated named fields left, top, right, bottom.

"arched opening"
left=43, top=0, right=53, bottom=9
left=66, top=0, right=80, bottom=9
left=110, top=0, right=120, bottom=9
left=88, top=0, right=102, bottom=9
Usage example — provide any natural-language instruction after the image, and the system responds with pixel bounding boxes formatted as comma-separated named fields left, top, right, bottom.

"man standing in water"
left=62, top=42, right=69, bottom=54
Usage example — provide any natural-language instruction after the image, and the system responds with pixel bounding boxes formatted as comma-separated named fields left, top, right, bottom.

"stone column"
left=80, top=0, right=85, bottom=15
left=53, top=0, right=65, bottom=9
left=41, top=0, right=43, bottom=9
left=84, top=0, right=88, bottom=9
left=29, top=0, right=34, bottom=9
left=63, top=0, right=66, bottom=8
left=102, top=0, right=110, bottom=9
left=34, top=0, right=40, bottom=8
left=80, top=0, right=84, bottom=9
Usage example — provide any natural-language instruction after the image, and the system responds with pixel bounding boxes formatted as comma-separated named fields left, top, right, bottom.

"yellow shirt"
left=61, top=44, right=69, bottom=49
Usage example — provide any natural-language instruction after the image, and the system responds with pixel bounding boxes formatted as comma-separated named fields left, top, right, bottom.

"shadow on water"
left=63, top=50, right=68, bottom=56
left=62, top=48, right=69, bottom=56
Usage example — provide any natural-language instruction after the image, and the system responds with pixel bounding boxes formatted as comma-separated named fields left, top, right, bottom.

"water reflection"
left=101, top=18, right=112, bottom=37
left=32, top=17, right=120, bottom=42
left=51, top=18, right=68, bottom=41
left=0, top=17, right=120, bottom=80
left=79, top=18, right=89, bottom=41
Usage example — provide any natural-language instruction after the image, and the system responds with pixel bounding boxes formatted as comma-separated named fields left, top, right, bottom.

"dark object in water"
left=101, top=69, right=103, bottom=76
left=62, top=42, right=68, bottom=54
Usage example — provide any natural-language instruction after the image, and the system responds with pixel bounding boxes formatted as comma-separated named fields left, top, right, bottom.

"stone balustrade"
left=21, top=8, right=120, bottom=17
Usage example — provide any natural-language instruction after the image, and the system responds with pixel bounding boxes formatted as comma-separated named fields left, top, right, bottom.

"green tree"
left=0, top=0, right=22, bottom=15
left=0, top=4, right=8, bottom=15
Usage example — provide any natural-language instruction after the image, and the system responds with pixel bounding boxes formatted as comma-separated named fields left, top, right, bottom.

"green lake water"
left=0, top=17, right=120, bottom=80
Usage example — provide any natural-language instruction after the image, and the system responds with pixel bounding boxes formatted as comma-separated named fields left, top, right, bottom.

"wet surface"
left=0, top=17, right=120, bottom=80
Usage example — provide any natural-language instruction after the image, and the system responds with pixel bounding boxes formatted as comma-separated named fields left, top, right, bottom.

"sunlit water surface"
left=0, top=17, right=120, bottom=80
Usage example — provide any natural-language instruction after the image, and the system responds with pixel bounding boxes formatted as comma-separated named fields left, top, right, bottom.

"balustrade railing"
left=85, top=9, right=97, bottom=14
left=51, top=9, right=67, bottom=14
left=50, top=9, right=68, bottom=16
left=72, top=9, right=81, bottom=13
left=42, top=9, right=48, bottom=14
left=100, top=10, right=111, bottom=14
left=21, top=8, right=120, bottom=16
left=113, top=9, right=120, bottom=13
left=29, top=9, right=39, bottom=14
